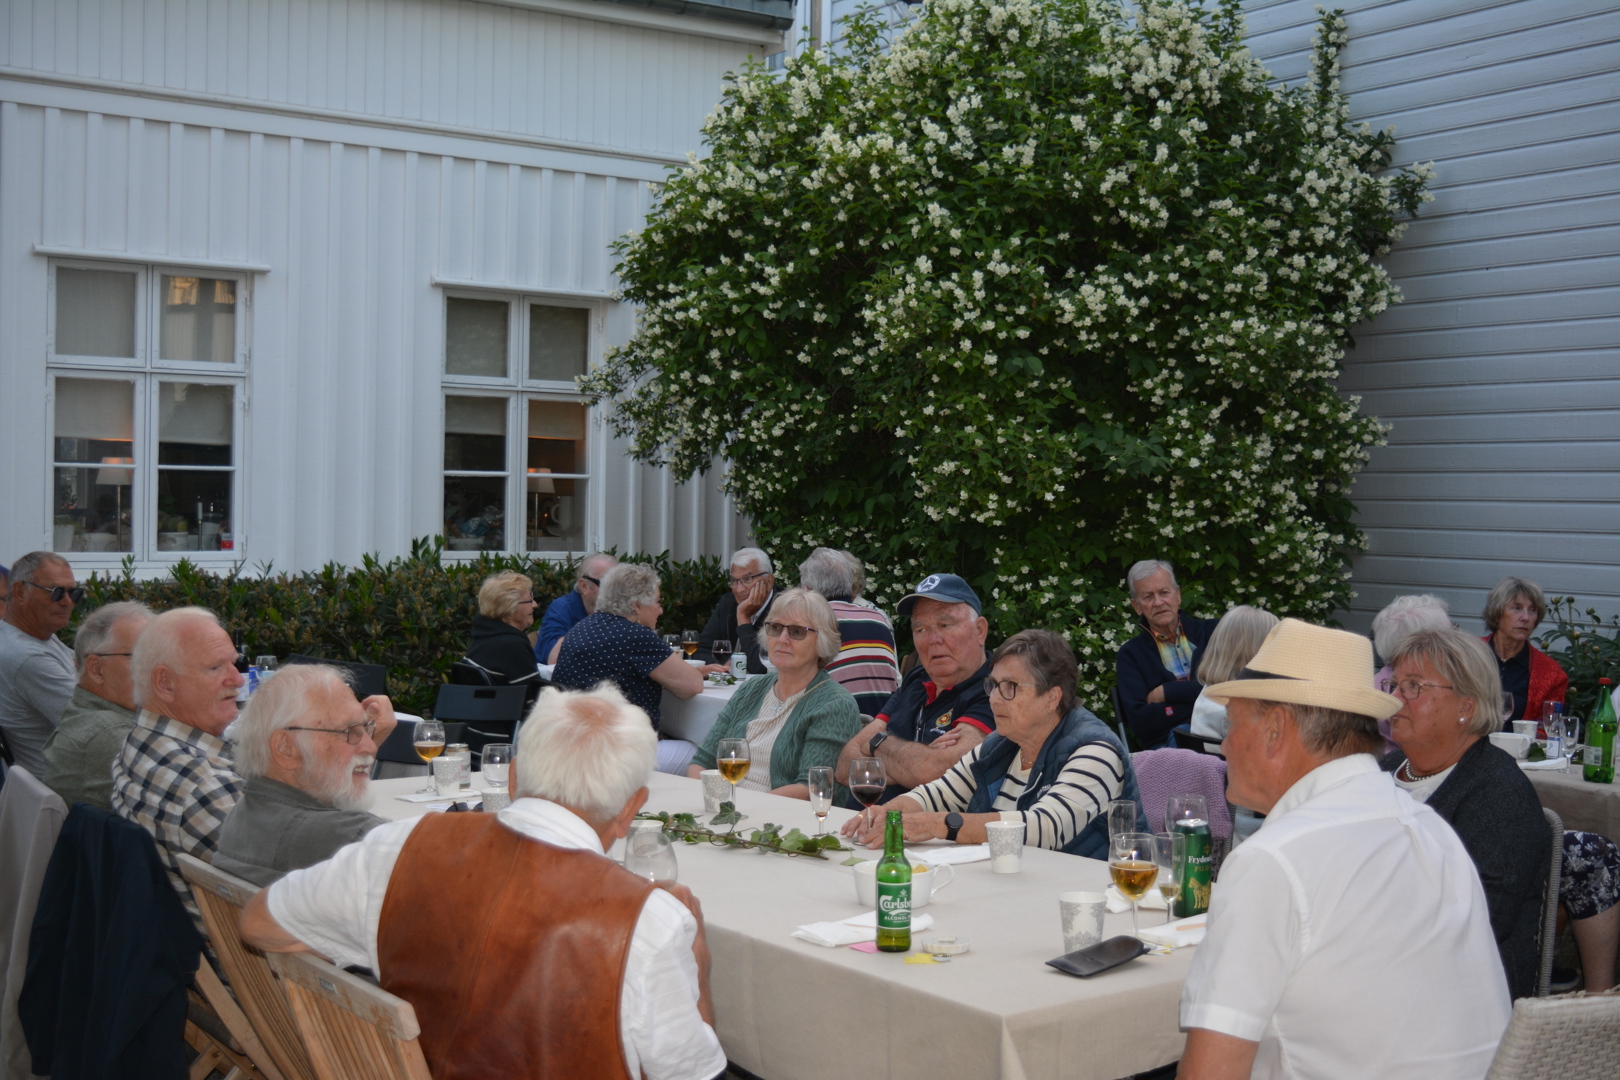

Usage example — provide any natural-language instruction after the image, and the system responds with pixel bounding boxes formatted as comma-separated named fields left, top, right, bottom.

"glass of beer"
left=681, top=631, right=701, bottom=658
left=807, top=766, right=834, bottom=835
left=413, top=719, right=446, bottom=794
left=1109, top=831, right=1159, bottom=938
left=716, top=738, right=750, bottom=804
left=1154, top=831, right=1184, bottom=923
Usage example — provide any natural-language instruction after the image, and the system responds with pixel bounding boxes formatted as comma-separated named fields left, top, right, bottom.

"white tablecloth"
left=369, top=772, right=1192, bottom=1080
left=659, top=682, right=741, bottom=745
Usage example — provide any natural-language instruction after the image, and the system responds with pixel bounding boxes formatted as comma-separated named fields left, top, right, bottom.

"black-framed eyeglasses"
left=730, top=571, right=770, bottom=587
left=984, top=677, right=1039, bottom=701
left=22, top=581, right=85, bottom=603
left=763, top=621, right=816, bottom=641
left=92, top=652, right=134, bottom=659
left=1378, top=677, right=1455, bottom=700
left=285, top=719, right=378, bottom=746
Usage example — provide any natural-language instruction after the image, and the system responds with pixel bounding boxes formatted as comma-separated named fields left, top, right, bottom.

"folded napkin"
left=792, top=910, right=937, bottom=948
left=1137, top=914, right=1206, bottom=949
left=1105, top=885, right=1168, bottom=913
left=1519, top=756, right=1570, bottom=771
left=904, top=844, right=992, bottom=866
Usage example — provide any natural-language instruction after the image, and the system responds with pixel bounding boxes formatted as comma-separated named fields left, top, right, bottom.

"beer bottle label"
left=877, top=882, right=911, bottom=930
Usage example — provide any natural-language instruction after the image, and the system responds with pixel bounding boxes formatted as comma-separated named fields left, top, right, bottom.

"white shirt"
left=267, top=798, right=725, bottom=1080
left=1180, top=754, right=1510, bottom=1080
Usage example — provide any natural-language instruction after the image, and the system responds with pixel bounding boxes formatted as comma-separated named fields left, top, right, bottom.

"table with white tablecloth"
left=1525, top=765, right=1620, bottom=841
left=371, top=771, right=1192, bottom=1080
left=659, top=682, right=742, bottom=746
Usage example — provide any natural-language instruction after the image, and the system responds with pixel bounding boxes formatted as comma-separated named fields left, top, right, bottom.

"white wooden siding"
left=1242, top=0, right=1619, bottom=633
left=0, top=101, right=744, bottom=573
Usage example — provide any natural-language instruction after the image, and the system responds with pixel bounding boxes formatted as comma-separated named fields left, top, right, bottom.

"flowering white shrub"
left=582, top=0, right=1433, bottom=699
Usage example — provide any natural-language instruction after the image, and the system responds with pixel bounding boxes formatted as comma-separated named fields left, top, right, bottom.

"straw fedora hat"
left=1204, top=618, right=1402, bottom=721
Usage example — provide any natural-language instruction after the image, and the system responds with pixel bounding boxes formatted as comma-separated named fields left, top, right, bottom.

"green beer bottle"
left=876, top=810, right=911, bottom=952
left=1584, top=678, right=1616, bottom=785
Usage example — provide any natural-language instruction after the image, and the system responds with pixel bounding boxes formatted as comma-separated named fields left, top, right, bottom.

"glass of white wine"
left=413, top=719, right=446, bottom=795
left=807, top=766, right=834, bottom=835
left=1109, top=831, right=1159, bottom=939
left=716, top=738, right=750, bottom=805
left=1154, top=831, right=1184, bottom=924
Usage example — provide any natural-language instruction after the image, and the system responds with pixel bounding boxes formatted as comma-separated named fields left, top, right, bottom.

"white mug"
left=1059, top=891, right=1107, bottom=953
left=851, top=859, right=955, bottom=909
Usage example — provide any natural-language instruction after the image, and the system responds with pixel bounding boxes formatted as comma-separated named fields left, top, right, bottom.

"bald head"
left=132, top=607, right=244, bottom=735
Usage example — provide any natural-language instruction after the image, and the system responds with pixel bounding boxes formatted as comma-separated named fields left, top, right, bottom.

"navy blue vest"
left=964, top=706, right=1147, bottom=859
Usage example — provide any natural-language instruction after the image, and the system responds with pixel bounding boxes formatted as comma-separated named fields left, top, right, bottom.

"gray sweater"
left=42, top=686, right=137, bottom=811
left=213, top=775, right=385, bottom=886
left=0, top=621, right=75, bottom=777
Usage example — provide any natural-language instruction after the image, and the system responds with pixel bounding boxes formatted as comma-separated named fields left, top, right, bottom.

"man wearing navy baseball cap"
left=835, top=573, right=995, bottom=805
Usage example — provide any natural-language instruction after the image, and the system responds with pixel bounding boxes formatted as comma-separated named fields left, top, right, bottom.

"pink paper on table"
left=849, top=941, right=879, bottom=953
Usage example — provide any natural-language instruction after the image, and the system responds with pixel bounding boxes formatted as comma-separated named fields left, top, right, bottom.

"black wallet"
left=1045, top=935, right=1151, bottom=977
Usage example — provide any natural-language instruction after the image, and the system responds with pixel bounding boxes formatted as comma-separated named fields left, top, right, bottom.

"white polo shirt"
left=1180, top=754, right=1511, bottom=1080
left=267, top=798, right=726, bottom=1080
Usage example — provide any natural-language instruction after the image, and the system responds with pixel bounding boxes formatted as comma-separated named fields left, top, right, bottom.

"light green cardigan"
left=691, top=670, right=862, bottom=794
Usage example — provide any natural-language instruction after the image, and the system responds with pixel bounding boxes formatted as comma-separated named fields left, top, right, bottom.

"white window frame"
left=45, top=259, right=250, bottom=565
left=440, top=289, right=602, bottom=558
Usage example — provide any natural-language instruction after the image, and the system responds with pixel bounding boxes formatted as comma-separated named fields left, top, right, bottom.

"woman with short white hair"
left=552, top=563, right=724, bottom=773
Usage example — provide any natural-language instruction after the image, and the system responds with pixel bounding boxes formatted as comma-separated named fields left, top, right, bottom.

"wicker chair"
left=267, top=952, right=431, bottom=1080
left=1483, top=988, right=1620, bottom=1079
left=1537, top=808, right=1563, bottom=997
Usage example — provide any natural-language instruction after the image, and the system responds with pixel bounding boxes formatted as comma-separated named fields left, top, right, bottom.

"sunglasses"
left=763, top=621, right=817, bottom=641
left=284, top=718, right=378, bottom=746
left=22, top=581, right=85, bottom=603
left=580, top=575, right=601, bottom=587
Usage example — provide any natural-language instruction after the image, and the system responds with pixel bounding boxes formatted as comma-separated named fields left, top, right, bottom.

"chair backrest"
left=431, top=684, right=528, bottom=725
left=1537, top=807, right=1563, bottom=998
left=176, top=853, right=317, bottom=1080
left=1109, top=684, right=1133, bottom=748
left=1129, top=747, right=1233, bottom=840
left=448, top=660, right=499, bottom=686
left=1171, top=727, right=1226, bottom=757
left=1483, top=988, right=1620, bottom=1079
left=285, top=655, right=389, bottom=700
left=267, top=952, right=432, bottom=1080
left=0, top=767, right=67, bottom=1080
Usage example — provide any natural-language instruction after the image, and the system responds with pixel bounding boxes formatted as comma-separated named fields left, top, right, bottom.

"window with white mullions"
left=441, top=293, right=597, bottom=556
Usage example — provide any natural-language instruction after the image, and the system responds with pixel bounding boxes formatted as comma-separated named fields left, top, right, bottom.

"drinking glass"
left=681, top=631, right=701, bottom=659
left=807, top=766, right=834, bottom=835
left=1110, top=831, right=1159, bottom=939
left=1107, top=798, right=1139, bottom=840
left=716, top=738, right=751, bottom=803
left=848, top=757, right=886, bottom=811
left=711, top=639, right=733, bottom=668
left=1501, top=691, right=1517, bottom=727
left=1166, top=793, right=1209, bottom=831
left=412, top=719, right=446, bottom=794
left=663, top=634, right=680, bottom=653
left=1154, top=831, right=1185, bottom=924
left=624, top=828, right=679, bottom=885
left=481, top=743, right=513, bottom=789
left=254, top=655, right=279, bottom=672
left=1558, top=716, right=1581, bottom=773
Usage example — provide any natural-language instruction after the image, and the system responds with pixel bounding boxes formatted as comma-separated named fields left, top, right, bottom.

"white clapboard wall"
left=0, top=0, right=778, bottom=574
left=1244, top=0, right=1619, bottom=633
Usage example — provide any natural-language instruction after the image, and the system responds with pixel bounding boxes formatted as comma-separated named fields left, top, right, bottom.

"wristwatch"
left=867, top=730, right=890, bottom=756
left=944, top=812, right=964, bottom=843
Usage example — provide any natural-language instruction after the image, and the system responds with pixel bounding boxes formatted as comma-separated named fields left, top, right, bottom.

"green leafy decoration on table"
left=1526, top=742, right=1546, bottom=763
left=639, top=805, right=848, bottom=859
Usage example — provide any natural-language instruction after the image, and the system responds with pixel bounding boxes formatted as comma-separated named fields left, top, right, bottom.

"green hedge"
left=69, top=538, right=728, bottom=717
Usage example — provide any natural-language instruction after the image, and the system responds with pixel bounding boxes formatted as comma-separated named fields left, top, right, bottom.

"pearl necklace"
left=1399, top=758, right=1450, bottom=782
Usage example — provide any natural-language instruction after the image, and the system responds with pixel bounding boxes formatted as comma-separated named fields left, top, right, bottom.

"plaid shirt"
left=111, top=709, right=244, bottom=926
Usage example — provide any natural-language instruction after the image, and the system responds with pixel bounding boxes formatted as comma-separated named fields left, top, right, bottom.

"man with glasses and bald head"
left=0, top=551, right=82, bottom=776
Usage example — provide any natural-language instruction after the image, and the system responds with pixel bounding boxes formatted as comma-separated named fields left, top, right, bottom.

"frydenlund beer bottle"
left=876, top=810, right=912, bottom=952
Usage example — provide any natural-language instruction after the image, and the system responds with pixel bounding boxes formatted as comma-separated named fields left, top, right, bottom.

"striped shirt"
left=825, top=600, right=901, bottom=717
left=906, top=739, right=1125, bottom=850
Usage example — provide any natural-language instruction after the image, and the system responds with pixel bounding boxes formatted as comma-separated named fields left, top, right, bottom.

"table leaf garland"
left=638, top=804, right=849, bottom=859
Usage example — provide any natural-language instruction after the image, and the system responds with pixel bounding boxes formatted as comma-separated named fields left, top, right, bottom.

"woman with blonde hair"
left=1189, top=606, right=1279, bottom=740
left=462, top=571, right=541, bottom=685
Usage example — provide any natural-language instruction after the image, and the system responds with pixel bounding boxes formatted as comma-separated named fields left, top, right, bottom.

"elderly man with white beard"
left=213, top=663, right=394, bottom=887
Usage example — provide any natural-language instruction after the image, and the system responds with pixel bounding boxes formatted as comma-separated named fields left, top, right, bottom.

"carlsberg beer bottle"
left=1173, top=816, right=1214, bottom=918
left=876, top=810, right=911, bottom=952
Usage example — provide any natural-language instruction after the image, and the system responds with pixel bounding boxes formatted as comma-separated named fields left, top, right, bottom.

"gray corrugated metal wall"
left=1244, top=0, right=1619, bottom=633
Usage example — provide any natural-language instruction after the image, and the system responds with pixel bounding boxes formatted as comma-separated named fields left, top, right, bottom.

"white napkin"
left=1137, top=914, right=1206, bottom=949
left=792, top=910, right=937, bottom=948
left=1105, top=885, right=1168, bottom=913
left=904, top=844, right=992, bottom=866
left=394, top=791, right=490, bottom=804
left=1518, top=756, right=1569, bottom=771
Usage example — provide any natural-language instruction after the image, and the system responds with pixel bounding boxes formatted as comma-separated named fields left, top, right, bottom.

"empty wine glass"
left=807, top=766, right=834, bottom=835
left=1110, top=832, right=1159, bottom=939
left=254, top=655, right=279, bottom=672
left=412, top=719, right=445, bottom=795
left=481, top=743, right=512, bottom=790
left=624, top=828, right=679, bottom=885
left=663, top=634, right=680, bottom=653
left=716, top=738, right=751, bottom=803
left=1107, top=798, right=1139, bottom=840
left=1501, top=691, right=1517, bottom=728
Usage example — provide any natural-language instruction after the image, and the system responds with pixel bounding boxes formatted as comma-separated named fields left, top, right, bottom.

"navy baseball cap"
left=896, top=573, right=983, bottom=617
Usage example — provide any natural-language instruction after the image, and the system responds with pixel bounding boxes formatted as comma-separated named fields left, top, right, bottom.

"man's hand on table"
left=695, top=664, right=728, bottom=677
left=845, top=804, right=945, bottom=848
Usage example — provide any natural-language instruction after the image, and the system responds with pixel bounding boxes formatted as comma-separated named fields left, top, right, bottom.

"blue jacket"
left=1115, top=614, right=1219, bottom=748
left=534, top=589, right=587, bottom=662
left=965, top=706, right=1147, bottom=859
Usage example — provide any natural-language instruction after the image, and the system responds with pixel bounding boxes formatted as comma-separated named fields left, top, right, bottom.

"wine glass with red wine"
left=848, top=756, right=886, bottom=810
left=711, top=638, right=733, bottom=669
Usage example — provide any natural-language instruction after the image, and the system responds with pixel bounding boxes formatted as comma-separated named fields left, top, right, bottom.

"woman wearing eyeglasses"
left=1381, top=627, right=1618, bottom=995
left=851, top=629, right=1147, bottom=856
left=687, top=589, right=862, bottom=800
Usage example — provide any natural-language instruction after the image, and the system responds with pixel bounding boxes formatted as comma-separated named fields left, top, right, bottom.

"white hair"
left=1127, top=559, right=1177, bottom=593
left=131, top=606, right=224, bottom=708
left=513, top=684, right=655, bottom=822
left=73, top=600, right=154, bottom=674
left=1370, top=594, right=1451, bottom=661
left=579, top=552, right=618, bottom=581
left=597, top=563, right=660, bottom=618
left=798, top=548, right=855, bottom=599
left=730, top=547, right=773, bottom=575
left=228, top=663, right=354, bottom=780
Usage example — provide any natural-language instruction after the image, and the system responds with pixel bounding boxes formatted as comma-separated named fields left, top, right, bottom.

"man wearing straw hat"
left=1177, top=619, right=1511, bottom=1080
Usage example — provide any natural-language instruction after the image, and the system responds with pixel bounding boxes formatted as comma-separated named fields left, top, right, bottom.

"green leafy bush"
left=580, top=0, right=1432, bottom=699
left=1537, top=597, right=1620, bottom=721
left=68, top=538, right=728, bottom=717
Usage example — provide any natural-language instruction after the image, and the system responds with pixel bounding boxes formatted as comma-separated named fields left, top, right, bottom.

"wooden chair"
left=267, top=952, right=431, bottom=1080
left=178, top=854, right=317, bottom=1080
left=1536, top=808, right=1564, bottom=997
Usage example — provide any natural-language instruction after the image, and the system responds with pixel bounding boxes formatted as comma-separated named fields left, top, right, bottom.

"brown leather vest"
left=376, top=813, right=654, bottom=1080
